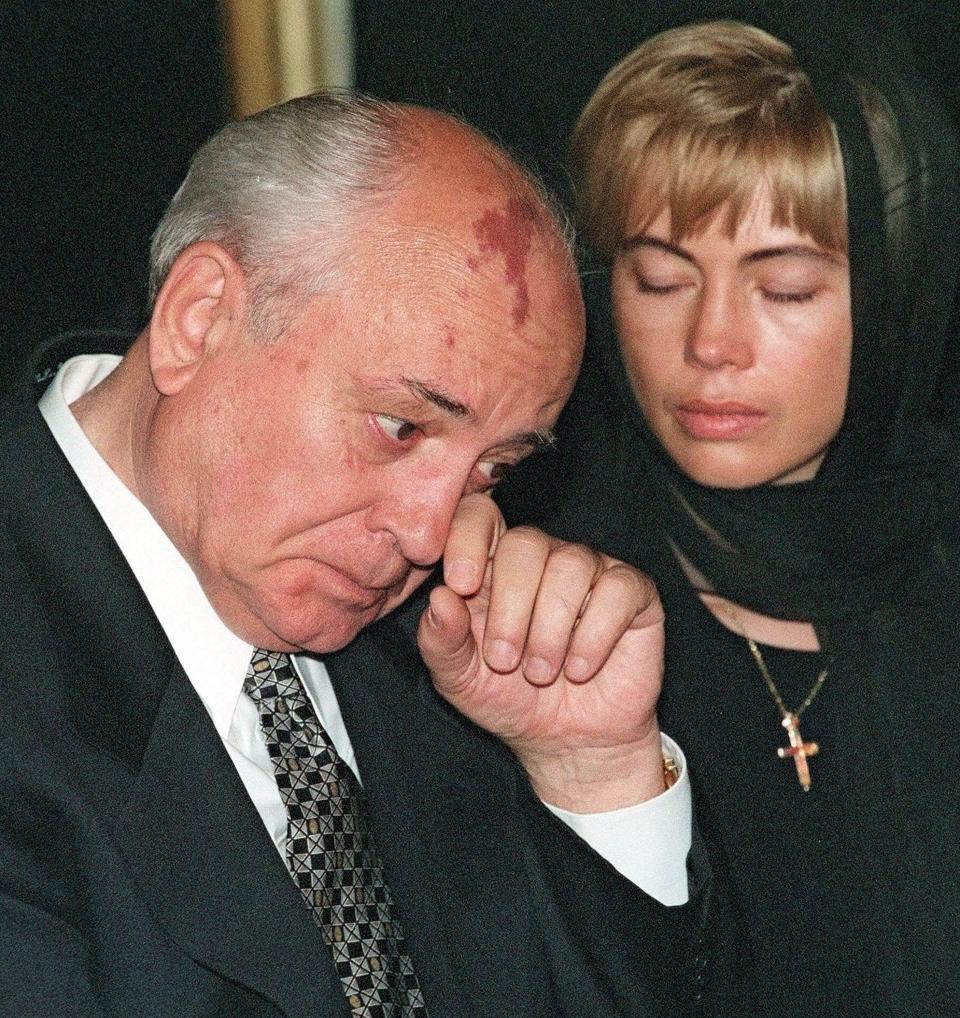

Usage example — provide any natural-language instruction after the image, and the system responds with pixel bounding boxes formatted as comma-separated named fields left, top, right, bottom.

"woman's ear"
left=147, top=241, right=248, bottom=395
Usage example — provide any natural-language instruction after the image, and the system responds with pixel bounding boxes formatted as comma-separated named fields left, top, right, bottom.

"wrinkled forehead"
left=350, top=175, right=584, bottom=361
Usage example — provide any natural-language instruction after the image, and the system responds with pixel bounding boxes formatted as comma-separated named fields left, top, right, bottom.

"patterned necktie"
left=244, top=649, right=428, bottom=1017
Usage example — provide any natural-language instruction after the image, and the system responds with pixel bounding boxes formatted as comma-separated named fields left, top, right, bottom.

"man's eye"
left=476, top=460, right=509, bottom=485
left=375, top=415, right=418, bottom=442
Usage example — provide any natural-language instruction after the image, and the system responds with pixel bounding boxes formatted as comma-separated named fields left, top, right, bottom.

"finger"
left=418, top=584, right=480, bottom=698
left=562, top=565, right=663, bottom=683
left=443, top=493, right=505, bottom=597
left=521, top=542, right=604, bottom=686
left=481, top=525, right=551, bottom=673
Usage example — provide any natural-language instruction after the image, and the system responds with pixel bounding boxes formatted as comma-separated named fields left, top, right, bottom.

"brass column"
left=221, top=0, right=355, bottom=118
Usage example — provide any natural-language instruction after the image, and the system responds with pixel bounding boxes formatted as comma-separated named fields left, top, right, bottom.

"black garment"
left=0, top=333, right=735, bottom=1017
left=501, top=6, right=960, bottom=1015
left=508, top=362, right=960, bottom=1014
left=657, top=564, right=960, bottom=1016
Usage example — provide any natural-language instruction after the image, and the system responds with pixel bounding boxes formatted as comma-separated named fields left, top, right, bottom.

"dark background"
left=355, top=0, right=960, bottom=201
left=2, top=0, right=957, bottom=376
left=0, top=1, right=227, bottom=372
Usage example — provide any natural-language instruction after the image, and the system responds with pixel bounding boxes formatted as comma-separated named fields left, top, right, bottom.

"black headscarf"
left=571, top=1, right=960, bottom=641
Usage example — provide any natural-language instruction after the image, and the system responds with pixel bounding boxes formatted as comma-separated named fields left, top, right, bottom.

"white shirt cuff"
left=543, top=734, right=691, bottom=906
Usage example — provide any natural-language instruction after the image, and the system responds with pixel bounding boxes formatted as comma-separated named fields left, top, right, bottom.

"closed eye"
left=762, top=289, right=817, bottom=304
left=636, top=275, right=682, bottom=295
left=631, top=265, right=696, bottom=295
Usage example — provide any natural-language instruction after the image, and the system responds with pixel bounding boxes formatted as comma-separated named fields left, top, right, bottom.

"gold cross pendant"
left=777, top=712, right=819, bottom=791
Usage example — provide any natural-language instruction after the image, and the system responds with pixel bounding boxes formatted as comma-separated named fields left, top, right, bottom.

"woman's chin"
left=671, top=452, right=776, bottom=490
left=668, top=445, right=827, bottom=490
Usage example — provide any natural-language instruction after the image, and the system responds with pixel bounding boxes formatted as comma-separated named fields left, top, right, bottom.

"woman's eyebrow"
left=619, top=234, right=695, bottom=263
left=743, top=245, right=845, bottom=266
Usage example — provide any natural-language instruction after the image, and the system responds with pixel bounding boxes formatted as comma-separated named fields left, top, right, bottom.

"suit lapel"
left=113, top=663, right=350, bottom=1018
left=327, top=612, right=542, bottom=1016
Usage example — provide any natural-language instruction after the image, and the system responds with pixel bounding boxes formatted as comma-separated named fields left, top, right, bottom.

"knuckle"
left=556, top=589, right=588, bottom=618
left=549, top=542, right=597, bottom=575
left=457, top=493, right=495, bottom=527
left=499, top=525, right=548, bottom=557
left=459, top=491, right=491, bottom=511
left=453, top=491, right=496, bottom=526
left=603, top=562, right=658, bottom=603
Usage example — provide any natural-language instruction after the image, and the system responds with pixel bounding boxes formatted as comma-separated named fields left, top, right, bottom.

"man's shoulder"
left=3, top=330, right=133, bottom=398
left=0, top=331, right=134, bottom=475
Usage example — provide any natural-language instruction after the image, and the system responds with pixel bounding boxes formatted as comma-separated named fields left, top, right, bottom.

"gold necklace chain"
left=746, top=637, right=832, bottom=791
left=746, top=638, right=830, bottom=718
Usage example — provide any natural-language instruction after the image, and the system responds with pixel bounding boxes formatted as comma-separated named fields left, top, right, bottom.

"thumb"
left=417, top=584, right=479, bottom=699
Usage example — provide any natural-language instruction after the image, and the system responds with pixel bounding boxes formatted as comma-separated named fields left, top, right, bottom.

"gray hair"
left=148, top=92, right=418, bottom=337
left=149, top=91, right=575, bottom=338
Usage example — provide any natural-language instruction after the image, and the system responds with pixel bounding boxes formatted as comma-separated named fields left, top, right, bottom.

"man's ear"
left=147, top=241, right=248, bottom=396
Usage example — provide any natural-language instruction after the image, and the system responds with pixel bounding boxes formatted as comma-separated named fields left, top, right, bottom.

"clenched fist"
left=419, top=494, right=667, bottom=812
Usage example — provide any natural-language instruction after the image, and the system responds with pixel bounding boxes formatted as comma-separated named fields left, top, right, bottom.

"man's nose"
left=685, top=281, right=755, bottom=370
left=370, top=469, right=468, bottom=567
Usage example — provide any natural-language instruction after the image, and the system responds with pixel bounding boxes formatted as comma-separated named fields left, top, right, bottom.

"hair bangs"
left=616, top=114, right=847, bottom=254
left=573, top=20, right=848, bottom=261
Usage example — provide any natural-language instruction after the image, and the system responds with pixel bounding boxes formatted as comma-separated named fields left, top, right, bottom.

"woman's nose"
left=685, top=283, right=756, bottom=370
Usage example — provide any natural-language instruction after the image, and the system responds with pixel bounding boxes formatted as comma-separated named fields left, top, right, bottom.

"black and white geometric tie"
left=244, top=649, right=428, bottom=1017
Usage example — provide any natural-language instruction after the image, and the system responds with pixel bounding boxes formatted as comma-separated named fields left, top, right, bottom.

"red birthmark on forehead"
left=471, top=197, right=535, bottom=327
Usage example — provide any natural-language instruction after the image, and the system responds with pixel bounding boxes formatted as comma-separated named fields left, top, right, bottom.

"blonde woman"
left=506, top=14, right=960, bottom=1015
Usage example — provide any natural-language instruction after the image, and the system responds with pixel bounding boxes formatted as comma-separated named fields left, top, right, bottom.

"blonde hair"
left=571, top=20, right=847, bottom=258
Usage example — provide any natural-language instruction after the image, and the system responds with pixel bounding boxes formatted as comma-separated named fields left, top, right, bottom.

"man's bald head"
left=149, top=94, right=575, bottom=340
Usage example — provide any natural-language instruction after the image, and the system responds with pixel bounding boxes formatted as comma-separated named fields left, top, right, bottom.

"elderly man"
left=0, top=96, right=713, bottom=1017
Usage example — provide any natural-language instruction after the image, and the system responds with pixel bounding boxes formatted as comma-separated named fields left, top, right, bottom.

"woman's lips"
left=674, top=399, right=768, bottom=440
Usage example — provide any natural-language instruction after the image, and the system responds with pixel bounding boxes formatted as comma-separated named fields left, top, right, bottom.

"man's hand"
left=418, top=495, right=667, bottom=812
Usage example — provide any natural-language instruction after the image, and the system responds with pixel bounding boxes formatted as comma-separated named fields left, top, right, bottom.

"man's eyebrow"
left=402, top=378, right=472, bottom=418
left=400, top=377, right=556, bottom=449
left=507, top=429, right=557, bottom=451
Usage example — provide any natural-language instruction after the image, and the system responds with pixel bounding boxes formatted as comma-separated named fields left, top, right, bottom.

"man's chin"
left=284, top=607, right=381, bottom=654
left=230, top=596, right=373, bottom=654
left=239, top=567, right=433, bottom=653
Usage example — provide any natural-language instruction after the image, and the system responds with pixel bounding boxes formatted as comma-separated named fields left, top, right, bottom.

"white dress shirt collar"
left=38, top=353, right=253, bottom=741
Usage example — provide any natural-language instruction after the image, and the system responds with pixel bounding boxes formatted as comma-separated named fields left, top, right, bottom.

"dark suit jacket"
left=0, top=335, right=726, bottom=1017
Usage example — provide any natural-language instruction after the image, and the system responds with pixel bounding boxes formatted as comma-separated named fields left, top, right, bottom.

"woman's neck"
left=697, top=592, right=821, bottom=651
left=672, top=544, right=820, bottom=650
